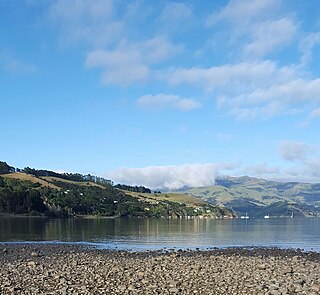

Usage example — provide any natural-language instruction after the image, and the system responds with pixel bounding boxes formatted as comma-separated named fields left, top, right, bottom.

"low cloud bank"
left=108, top=163, right=230, bottom=190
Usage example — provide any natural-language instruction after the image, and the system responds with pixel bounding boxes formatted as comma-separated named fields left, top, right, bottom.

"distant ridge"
left=179, top=175, right=320, bottom=218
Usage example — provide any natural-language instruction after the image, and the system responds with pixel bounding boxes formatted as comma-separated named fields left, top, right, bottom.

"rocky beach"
left=0, top=244, right=320, bottom=294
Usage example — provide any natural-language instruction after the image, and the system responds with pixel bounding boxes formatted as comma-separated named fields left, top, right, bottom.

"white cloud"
left=49, top=1, right=185, bottom=87
left=299, top=32, right=320, bottom=66
left=108, top=163, right=232, bottom=190
left=85, top=47, right=149, bottom=85
left=223, top=78, right=320, bottom=119
left=168, top=61, right=297, bottom=90
left=165, top=61, right=320, bottom=119
left=206, top=0, right=300, bottom=60
left=279, top=140, right=314, bottom=162
left=47, top=0, right=320, bottom=120
left=51, top=0, right=113, bottom=20
left=5, top=59, right=37, bottom=74
left=136, top=94, right=201, bottom=111
left=278, top=140, right=320, bottom=179
left=143, top=36, right=182, bottom=63
left=159, top=2, right=192, bottom=22
left=125, top=1, right=146, bottom=17
left=246, top=163, right=280, bottom=175
left=85, top=36, right=180, bottom=85
left=206, top=0, right=280, bottom=28
left=0, top=52, right=37, bottom=74
left=304, top=158, right=320, bottom=177
left=310, top=108, right=320, bottom=119
left=49, top=0, right=122, bottom=47
left=244, top=18, right=297, bottom=58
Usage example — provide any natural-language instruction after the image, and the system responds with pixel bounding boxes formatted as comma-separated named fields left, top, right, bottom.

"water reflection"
left=0, top=217, right=319, bottom=252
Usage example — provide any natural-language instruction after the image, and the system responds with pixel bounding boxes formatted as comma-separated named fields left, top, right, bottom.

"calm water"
left=1, top=217, right=320, bottom=252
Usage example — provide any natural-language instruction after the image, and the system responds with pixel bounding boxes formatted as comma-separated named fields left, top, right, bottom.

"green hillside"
left=0, top=161, right=233, bottom=219
left=183, top=176, right=320, bottom=218
left=121, top=190, right=234, bottom=218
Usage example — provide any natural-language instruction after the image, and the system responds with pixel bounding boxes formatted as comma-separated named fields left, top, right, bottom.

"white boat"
left=240, top=213, right=249, bottom=219
left=264, top=214, right=270, bottom=219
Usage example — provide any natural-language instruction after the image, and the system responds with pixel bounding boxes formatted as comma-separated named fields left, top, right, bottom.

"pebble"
left=0, top=244, right=319, bottom=294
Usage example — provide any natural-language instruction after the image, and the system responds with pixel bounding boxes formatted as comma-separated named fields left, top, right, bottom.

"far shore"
left=1, top=213, right=319, bottom=220
left=0, top=213, right=117, bottom=219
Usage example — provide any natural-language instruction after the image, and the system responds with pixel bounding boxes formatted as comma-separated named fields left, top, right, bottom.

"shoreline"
left=1, top=241, right=320, bottom=255
left=1, top=242, right=320, bottom=258
left=1, top=244, right=320, bottom=294
left=1, top=240, right=320, bottom=255
left=1, top=213, right=320, bottom=220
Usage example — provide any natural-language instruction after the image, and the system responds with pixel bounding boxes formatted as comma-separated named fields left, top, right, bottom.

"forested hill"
left=0, top=161, right=113, bottom=187
left=0, top=161, right=234, bottom=219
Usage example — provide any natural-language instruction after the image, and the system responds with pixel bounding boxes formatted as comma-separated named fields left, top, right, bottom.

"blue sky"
left=1, top=0, right=320, bottom=189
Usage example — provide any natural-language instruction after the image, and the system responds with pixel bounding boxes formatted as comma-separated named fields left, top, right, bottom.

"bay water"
left=1, top=217, right=320, bottom=252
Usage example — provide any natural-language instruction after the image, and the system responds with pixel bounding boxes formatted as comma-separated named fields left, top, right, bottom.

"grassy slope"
left=186, top=185, right=283, bottom=206
left=121, top=190, right=207, bottom=207
left=40, top=176, right=105, bottom=189
left=2, top=173, right=60, bottom=189
left=182, top=176, right=320, bottom=217
left=186, top=186, right=234, bottom=203
left=1, top=173, right=106, bottom=190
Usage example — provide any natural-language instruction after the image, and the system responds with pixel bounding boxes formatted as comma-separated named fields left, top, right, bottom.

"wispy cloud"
left=279, top=140, right=320, bottom=178
left=0, top=52, right=37, bottom=74
left=49, top=0, right=184, bottom=86
left=279, top=140, right=314, bottom=162
left=136, top=94, right=201, bottom=111
left=159, top=2, right=192, bottom=22
left=309, top=108, right=320, bottom=119
left=85, top=47, right=149, bottom=85
left=246, top=163, right=280, bottom=176
left=49, top=0, right=122, bottom=47
left=168, top=61, right=297, bottom=90
left=47, top=0, right=320, bottom=121
left=206, top=0, right=285, bottom=58
left=206, top=0, right=280, bottom=28
left=299, top=32, right=320, bottom=66
left=85, top=36, right=181, bottom=85
left=244, top=18, right=297, bottom=58
left=165, top=61, right=320, bottom=120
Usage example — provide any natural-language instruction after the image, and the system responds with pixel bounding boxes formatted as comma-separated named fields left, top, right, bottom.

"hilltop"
left=0, top=161, right=234, bottom=219
left=182, top=175, right=320, bottom=218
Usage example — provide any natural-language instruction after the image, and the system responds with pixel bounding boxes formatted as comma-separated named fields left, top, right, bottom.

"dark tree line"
left=114, top=184, right=151, bottom=194
left=0, top=162, right=15, bottom=174
left=0, top=161, right=113, bottom=187
left=22, top=167, right=113, bottom=186
left=0, top=177, right=46, bottom=214
left=1, top=161, right=155, bottom=194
